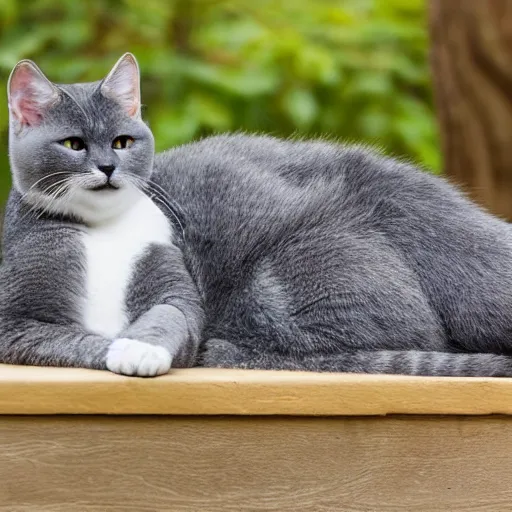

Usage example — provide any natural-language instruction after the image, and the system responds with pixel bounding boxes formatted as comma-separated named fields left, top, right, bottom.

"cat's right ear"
left=100, top=53, right=141, bottom=118
left=7, top=60, right=60, bottom=128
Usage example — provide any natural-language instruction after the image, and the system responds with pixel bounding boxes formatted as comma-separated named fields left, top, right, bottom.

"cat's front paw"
left=106, top=338, right=172, bottom=377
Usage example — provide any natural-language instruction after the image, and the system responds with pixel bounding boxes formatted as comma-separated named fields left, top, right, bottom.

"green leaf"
left=188, top=92, right=233, bottom=131
left=281, top=87, right=318, bottom=128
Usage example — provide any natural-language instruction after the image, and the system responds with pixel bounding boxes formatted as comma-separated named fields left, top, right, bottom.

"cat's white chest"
left=82, top=194, right=171, bottom=338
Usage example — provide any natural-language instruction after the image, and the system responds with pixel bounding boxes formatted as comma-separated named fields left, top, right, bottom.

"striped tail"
left=201, top=340, right=512, bottom=377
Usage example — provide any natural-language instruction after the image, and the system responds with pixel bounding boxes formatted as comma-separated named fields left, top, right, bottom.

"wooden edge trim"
left=0, top=364, right=510, bottom=415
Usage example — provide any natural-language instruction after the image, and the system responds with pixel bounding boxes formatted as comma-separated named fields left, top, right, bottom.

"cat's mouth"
left=88, top=182, right=120, bottom=192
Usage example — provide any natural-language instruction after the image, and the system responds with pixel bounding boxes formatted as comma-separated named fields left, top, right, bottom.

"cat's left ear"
left=100, top=53, right=141, bottom=118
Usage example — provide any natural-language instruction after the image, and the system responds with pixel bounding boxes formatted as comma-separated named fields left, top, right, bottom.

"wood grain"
left=1, top=415, right=512, bottom=511
left=2, top=364, right=512, bottom=415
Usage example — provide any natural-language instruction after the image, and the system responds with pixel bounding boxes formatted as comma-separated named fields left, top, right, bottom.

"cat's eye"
left=112, top=136, right=135, bottom=150
left=60, top=137, right=86, bottom=151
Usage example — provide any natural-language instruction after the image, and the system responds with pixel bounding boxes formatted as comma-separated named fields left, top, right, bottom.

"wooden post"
left=429, top=0, right=512, bottom=220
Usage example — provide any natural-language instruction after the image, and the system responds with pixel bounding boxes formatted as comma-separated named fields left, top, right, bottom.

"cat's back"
left=153, top=134, right=512, bottom=274
left=153, top=134, right=471, bottom=224
left=153, top=135, right=315, bottom=241
left=153, top=134, right=356, bottom=232
left=154, top=134, right=512, bottom=226
left=154, top=133, right=349, bottom=191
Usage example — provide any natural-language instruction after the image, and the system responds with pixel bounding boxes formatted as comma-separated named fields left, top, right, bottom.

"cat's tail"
left=201, top=340, right=512, bottom=376
left=283, top=350, right=512, bottom=377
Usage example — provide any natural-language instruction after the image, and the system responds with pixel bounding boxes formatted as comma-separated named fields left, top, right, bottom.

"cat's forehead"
left=52, top=81, right=127, bottom=134
left=57, top=81, right=100, bottom=102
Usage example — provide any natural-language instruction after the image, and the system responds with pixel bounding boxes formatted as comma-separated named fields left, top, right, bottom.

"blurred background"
left=0, top=0, right=438, bottom=207
left=2, top=1, right=511, bottom=221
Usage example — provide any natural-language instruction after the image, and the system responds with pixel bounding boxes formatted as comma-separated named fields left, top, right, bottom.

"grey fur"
left=150, top=134, right=512, bottom=376
left=5, top=55, right=512, bottom=377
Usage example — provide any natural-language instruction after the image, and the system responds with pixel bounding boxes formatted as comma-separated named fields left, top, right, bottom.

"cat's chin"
left=23, top=184, right=144, bottom=226
left=73, top=186, right=144, bottom=225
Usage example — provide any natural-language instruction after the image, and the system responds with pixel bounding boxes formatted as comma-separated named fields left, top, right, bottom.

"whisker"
left=132, top=174, right=186, bottom=220
left=35, top=179, right=71, bottom=219
left=40, top=178, right=71, bottom=197
left=19, top=174, right=73, bottom=222
left=124, top=173, right=186, bottom=239
left=146, top=178, right=186, bottom=217
left=20, top=172, right=72, bottom=202
left=124, top=171, right=185, bottom=216
left=151, top=195, right=186, bottom=239
left=20, top=201, right=42, bottom=223
left=20, top=186, right=63, bottom=222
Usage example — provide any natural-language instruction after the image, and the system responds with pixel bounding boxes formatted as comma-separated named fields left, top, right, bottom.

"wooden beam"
left=1, top=415, right=511, bottom=511
left=1, top=366, right=512, bottom=509
left=2, top=364, right=512, bottom=415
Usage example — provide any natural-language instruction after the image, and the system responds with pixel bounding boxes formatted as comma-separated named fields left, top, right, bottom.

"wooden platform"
left=1, top=364, right=511, bottom=511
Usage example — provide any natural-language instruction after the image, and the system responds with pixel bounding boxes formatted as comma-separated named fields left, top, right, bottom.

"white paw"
left=106, top=338, right=172, bottom=377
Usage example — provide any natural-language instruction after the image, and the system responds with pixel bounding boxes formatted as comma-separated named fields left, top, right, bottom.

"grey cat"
left=4, top=54, right=512, bottom=377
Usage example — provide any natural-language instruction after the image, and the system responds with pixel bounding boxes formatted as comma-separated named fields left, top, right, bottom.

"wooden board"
left=1, top=415, right=512, bottom=511
left=1, top=364, right=512, bottom=415
left=2, top=363, right=512, bottom=416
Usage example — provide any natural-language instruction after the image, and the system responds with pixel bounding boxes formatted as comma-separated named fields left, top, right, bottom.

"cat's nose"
left=98, top=164, right=115, bottom=178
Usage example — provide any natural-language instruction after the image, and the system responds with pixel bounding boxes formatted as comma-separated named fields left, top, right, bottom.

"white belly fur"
left=82, top=193, right=172, bottom=338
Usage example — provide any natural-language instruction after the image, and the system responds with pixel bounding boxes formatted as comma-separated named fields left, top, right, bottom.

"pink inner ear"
left=101, top=55, right=141, bottom=117
left=9, top=64, right=56, bottom=127
left=11, top=95, right=43, bottom=126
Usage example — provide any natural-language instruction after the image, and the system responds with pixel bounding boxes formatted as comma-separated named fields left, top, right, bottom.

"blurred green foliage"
left=0, top=0, right=439, bottom=206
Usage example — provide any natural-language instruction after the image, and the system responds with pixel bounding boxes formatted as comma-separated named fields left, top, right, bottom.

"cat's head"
left=7, top=53, right=155, bottom=224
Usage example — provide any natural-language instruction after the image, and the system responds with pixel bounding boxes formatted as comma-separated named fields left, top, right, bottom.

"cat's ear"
left=8, top=60, right=60, bottom=127
left=100, top=53, right=141, bottom=118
